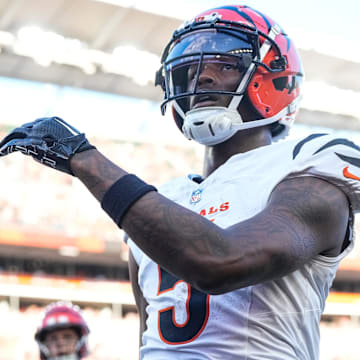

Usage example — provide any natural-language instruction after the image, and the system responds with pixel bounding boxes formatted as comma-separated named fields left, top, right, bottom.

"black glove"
left=0, top=116, right=95, bottom=175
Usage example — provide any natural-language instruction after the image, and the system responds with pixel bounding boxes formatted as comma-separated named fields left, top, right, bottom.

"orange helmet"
left=156, top=5, right=304, bottom=145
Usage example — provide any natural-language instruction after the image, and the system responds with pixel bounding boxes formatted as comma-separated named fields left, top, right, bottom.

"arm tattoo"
left=265, top=176, right=349, bottom=269
left=71, top=150, right=127, bottom=201
left=124, top=192, right=227, bottom=260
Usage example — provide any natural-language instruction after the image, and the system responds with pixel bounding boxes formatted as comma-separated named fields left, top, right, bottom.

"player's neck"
left=202, top=127, right=272, bottom=178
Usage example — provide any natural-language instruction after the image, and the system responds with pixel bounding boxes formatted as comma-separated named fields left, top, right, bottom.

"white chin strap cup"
left=182, top=107, right=242, bottom=146
left=182, top=105, right=293, bottom=146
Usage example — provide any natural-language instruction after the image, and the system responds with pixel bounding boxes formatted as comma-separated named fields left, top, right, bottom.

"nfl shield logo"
left=190, top=189, right=202, bottom=204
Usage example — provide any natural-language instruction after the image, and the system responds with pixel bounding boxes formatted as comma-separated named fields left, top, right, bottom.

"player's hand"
left=0, top=116, right=95, bottom=175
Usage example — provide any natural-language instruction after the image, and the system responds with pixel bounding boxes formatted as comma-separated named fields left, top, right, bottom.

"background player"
left=1, top=4, right=360, bottom=360
left=35, top=301, right=90, bottom=360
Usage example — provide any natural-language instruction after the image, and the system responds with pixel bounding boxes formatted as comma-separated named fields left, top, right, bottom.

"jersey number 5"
left=157, top=266, right=210, bottom=345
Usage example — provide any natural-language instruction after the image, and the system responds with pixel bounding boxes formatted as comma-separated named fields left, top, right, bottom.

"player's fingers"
left=0, top=131, right=27, bottom=148
left=0, top=138, right=43, bottom=156
left=0, top=142, right=22, bottom=156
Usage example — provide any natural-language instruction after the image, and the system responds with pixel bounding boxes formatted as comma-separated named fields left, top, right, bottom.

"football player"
left=35, top=301, right=89, bottom=360
left=1, top=4, right=359, bottom=360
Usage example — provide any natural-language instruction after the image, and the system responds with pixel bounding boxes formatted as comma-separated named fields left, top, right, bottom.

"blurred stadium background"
left=0, top=0, right=359, bottom=359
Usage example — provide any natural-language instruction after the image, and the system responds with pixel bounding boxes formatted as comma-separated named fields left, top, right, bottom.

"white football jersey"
left=128, top=134, right=360, bottom=360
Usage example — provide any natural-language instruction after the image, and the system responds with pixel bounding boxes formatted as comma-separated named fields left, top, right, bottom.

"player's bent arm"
left=71, top=150, right=350, bottom=295
left=128, top=250, right=148, bottom=348
left=124, top=176, right=349, bottom=294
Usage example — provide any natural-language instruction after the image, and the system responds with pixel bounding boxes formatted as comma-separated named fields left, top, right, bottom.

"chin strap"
left=173, top=100, right=186, bottom=120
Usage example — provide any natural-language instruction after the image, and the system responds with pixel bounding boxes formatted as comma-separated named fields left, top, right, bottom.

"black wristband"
left=101, top=174, right=157, bottom=227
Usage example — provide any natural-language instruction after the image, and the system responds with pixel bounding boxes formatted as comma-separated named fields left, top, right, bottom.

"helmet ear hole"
left=272, top=77, right=288, bottom=91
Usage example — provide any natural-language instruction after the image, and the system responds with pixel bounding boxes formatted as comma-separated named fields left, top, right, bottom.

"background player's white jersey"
left=128, top=134, right=360, bottom=360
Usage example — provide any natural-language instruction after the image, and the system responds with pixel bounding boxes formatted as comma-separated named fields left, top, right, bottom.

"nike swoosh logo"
left=343, top=166, right=360, bottom=181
